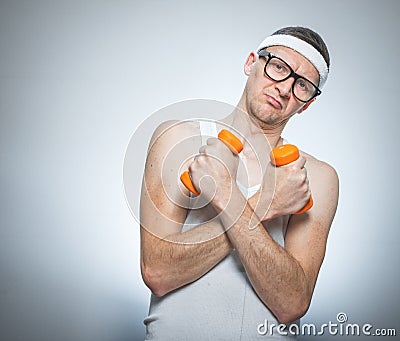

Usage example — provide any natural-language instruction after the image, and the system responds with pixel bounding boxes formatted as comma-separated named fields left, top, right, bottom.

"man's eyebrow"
left=270, top=52, right=311, bottom=72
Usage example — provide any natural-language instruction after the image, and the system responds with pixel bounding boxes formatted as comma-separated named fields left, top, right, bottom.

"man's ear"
left=244, top=52, right=256, bottom=76
left=297, top=98, right=316, bottom=114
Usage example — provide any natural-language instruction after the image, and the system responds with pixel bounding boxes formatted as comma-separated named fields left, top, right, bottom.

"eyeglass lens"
left=266, top=57, right=317, bottom=102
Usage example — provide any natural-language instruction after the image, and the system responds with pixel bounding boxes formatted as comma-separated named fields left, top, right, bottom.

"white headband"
left=257, top=34, right=329, bottom=88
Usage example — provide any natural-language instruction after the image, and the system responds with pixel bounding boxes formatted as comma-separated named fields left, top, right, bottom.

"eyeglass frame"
left=257, top=48, right=322, bottom=103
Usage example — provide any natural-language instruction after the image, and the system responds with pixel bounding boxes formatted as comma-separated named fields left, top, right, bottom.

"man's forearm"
left=141, top=220, right=232, bottom=297
left=216, top=189, right=311, bottom=323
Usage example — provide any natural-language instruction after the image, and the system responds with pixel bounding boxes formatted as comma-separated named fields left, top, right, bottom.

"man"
left=140, top=26, right=339, bottom=340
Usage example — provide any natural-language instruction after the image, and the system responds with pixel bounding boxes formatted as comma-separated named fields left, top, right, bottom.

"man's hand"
left=253, top=153, right=311, bottom=222
left=188, top=137, right=240, bottom=208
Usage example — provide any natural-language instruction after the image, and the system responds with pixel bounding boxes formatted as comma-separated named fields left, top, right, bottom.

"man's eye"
left=271, top=61, right=287, bottom=73
left=297, top=80, right=309, bottom=91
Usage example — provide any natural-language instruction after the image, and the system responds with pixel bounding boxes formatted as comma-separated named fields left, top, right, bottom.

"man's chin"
left=254, top=109, right=279, bottom=124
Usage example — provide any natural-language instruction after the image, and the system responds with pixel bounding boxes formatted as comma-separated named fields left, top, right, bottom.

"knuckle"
left=300, top=183, right=308, bottom=194
left=286, top=164, right=297, bottom=175
left=194, top=155, right=205, bottom=165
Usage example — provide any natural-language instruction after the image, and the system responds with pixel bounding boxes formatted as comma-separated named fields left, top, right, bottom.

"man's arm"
left=140, top=120, right=233, bottom=297
left=216, top=158, right=339, bottom=324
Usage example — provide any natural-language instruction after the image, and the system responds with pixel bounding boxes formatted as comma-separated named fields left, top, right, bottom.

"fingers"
left=304, top=173, right=309, bottom=186
left=278, top=154, right=310, bottom=193
left=300, top=167, right=312, bottom=203
left=206, top=137, right=219, bottom=146
left=302, top=166, right=308, bottom=183
left=198, top=145, right=214, bottom=156
left=297, top=155, right=307, bottom=169
left=198, top=145, right=207, bottom=154
left=199, top=137, right=228, bottom=155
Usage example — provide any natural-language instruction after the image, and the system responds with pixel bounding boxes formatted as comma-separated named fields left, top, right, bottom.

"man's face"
left=243, top=45, right=320, bottom=128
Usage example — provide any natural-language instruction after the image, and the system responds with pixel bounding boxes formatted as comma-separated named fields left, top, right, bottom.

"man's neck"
left=221, top=107, right=284, bottom=156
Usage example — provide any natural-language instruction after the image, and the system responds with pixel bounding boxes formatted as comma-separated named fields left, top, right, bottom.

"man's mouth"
left=265, top=94, right=282, bottom=109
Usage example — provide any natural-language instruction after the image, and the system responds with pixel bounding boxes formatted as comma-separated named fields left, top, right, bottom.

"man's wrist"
left=247, top=190, right=277, bottom=223
left=211, top=186, right=263, bottom=233
left=211, top=184, right=244, bottom=213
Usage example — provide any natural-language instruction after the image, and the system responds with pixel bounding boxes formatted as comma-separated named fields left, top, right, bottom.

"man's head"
left=240, top=26, right=330, bottom=129
left=258, top=27, right=330, bottom=89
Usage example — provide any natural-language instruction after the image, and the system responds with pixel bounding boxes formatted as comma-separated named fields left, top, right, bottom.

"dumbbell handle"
left=180, top=129, right=243, bottom=196
left=270, top=144, right=313, bottom=214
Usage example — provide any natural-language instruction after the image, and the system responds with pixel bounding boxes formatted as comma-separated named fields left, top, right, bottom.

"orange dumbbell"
left=180, top=129, right=243, bottom=195
left=270, top=144, right=313, bottom=214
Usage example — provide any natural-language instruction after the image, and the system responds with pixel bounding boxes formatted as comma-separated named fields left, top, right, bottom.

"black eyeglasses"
left=257, top=49, right=321, bottom=103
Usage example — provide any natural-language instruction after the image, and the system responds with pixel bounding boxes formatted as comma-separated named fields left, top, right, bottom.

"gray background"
left=1, top=0, right=399, bottom=340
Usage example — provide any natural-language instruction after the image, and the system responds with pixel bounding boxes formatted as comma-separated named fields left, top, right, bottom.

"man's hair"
left=272, top=26, right=330, bottom=69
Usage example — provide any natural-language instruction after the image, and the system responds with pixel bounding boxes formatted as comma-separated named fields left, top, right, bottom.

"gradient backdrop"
left=1, top=1, right=399, bottom=340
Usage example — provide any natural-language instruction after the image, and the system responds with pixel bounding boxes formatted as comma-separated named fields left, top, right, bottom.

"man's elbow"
left=141, top=263, right=170, bottom=297
left=275, top=297, right=310, bottom=325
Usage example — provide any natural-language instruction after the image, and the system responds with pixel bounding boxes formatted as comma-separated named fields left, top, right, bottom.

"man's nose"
left=275, top=77, right=294, bottom=98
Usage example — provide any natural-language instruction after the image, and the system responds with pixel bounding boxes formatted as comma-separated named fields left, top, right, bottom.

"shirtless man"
left=140, top=26, right=339, bottom=340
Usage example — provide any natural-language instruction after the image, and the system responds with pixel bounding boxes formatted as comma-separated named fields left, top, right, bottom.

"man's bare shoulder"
left=145, top=120, right=203, bottom=186
left=299, top=150, right=339, bottom=217
left=148, top=119, right=200, bottom=152
left=143, top=120, right=203, bottom=208
left=301, top=150, right=339, bottom=185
